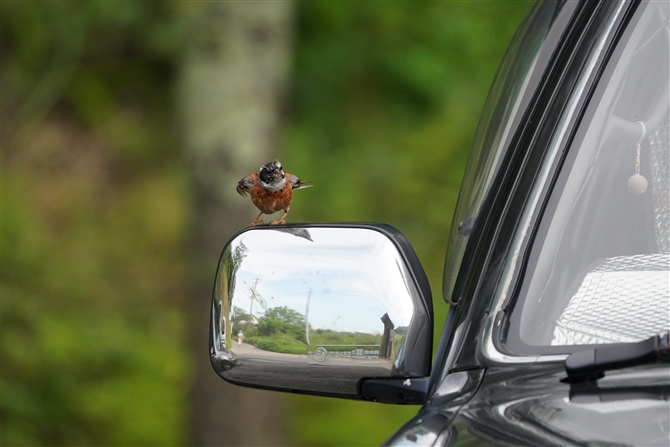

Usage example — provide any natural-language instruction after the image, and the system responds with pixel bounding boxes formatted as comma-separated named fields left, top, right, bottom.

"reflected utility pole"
left=248, top=278, right=259, bottom=318
left=305, top=289, right=312, bottom=345
left=245, top=279, right=267, bottom=317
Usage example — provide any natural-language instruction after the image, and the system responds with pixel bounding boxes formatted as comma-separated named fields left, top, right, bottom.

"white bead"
left=627, top=174, right=648, bottom=194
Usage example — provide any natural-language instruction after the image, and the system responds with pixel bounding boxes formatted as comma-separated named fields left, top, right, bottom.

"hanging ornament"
left=627, top=121, right=648, bottom=195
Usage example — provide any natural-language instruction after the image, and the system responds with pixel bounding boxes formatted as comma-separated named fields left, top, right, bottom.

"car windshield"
left=505, top=1, right=669, bottom=353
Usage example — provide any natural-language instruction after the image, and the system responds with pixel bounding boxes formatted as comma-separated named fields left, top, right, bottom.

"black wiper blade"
left=564, top=331, right=670, bottom=382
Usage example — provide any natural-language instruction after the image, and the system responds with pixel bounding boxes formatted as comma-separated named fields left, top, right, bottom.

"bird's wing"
left=287, top=173, right=313, bottom=190
left=236, top=173, right=257, bottom=197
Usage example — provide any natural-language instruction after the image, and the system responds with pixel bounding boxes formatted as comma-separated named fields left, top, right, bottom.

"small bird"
left=236, top=161, right=311, bottom=226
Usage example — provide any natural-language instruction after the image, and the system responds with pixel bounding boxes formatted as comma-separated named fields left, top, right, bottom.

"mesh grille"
left=649, top=116, right=669, bottom=253
left=552, top=116, right=669, bottom=346
left=552, top=253, right=670, bottom=345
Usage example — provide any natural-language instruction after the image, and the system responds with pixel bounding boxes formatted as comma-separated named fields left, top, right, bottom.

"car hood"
left=456, top=364, right=669, bottom=446
left=387, top=364, right=669, bottom=446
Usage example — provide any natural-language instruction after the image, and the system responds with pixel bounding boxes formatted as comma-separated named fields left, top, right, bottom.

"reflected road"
left=220, top=342, right=393, bottom=395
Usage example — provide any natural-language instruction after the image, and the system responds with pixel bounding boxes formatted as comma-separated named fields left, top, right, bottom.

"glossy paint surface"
left=388, top=364, right=670, bottom=446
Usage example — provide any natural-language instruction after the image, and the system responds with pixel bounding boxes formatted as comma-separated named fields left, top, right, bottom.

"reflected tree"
left=221, top=243, right=247, bottom=349
left=257, top=306, right=307, bottom=341
left=232, top=306, right=252, bottom=325
left=244, top=306, right=309, bottom=355
left=226, top=243, right=248, bottom=300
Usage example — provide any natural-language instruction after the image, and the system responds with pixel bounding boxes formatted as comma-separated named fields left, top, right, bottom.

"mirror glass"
left=210, top=226, right=431, bottom=397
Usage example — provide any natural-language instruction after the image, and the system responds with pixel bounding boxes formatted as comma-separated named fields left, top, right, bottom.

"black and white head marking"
left=258, top=161, right=286, bottom=191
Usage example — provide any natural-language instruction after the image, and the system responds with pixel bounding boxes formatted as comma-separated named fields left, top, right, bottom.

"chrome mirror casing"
left=209, top=224, right=433, bottom=399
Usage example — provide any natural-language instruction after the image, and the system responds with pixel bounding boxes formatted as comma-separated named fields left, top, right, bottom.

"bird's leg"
left=270, top=208, right=289, bottom=225
left=249, top=212, right=264, bottom=227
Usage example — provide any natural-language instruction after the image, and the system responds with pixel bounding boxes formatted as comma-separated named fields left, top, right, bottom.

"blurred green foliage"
left=2, top=3, right=191, bottom=446
left=284, top=0, right=531, bottom=306
left=2, top=1, right=530, bottom=446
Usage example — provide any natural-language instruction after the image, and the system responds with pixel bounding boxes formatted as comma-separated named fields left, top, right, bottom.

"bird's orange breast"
left=250, top=181, right=293, bottom=214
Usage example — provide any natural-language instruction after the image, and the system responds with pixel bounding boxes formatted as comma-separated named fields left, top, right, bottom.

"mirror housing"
left=209, top=224, right=433, bottom=402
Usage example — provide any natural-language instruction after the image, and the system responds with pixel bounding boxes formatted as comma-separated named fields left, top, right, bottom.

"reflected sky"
left=228, top=228, right=417, bottom=335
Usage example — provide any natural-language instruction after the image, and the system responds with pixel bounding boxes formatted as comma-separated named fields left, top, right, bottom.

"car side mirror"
left=209, top=224, right=433, bottom=403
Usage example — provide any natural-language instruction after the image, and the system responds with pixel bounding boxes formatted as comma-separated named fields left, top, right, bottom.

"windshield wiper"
left=564, top=331, right=670, bottom=382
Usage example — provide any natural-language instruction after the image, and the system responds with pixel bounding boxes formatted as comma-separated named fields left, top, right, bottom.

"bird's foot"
left=248, top=219, right=264, bottom=227
left=270, top=219, right=286, bottom=226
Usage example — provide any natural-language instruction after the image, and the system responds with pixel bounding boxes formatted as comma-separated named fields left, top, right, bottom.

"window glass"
left=508, top=1, right=669, bottom=350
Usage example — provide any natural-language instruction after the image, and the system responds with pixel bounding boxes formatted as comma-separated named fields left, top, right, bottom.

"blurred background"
left=1, top=1, right=530, bottom=446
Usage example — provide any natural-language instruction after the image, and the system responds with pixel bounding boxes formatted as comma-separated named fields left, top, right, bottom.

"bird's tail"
left=295, top=180, right=313, bottom=190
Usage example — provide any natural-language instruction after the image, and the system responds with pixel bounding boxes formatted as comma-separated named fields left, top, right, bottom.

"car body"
left=210, top=1, right=669, bottom=445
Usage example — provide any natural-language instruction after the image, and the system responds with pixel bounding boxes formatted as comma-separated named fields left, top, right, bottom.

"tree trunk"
left=179, top=3, right=294, bottom=445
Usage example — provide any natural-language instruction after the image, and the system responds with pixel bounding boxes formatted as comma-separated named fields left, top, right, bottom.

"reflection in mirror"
left=210, top=225, right=431, bottom=397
